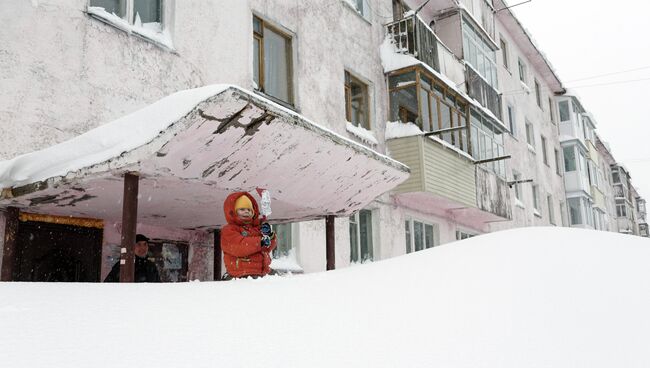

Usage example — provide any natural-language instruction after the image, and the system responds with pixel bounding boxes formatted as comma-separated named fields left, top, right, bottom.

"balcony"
left=387, top=135, right=511, bottom=226
left=386, top=14, right=439, bottom=72
left=466, top=66, right=502, bottom=120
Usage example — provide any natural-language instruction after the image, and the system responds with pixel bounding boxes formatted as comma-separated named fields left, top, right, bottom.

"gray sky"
left=510, top=0, right=650, bottom=199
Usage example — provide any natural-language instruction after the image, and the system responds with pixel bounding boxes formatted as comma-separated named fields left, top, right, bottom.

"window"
left=91, top=0, right=162, bottom=25
left=554, top=148, right=562, bottom=175
left=563, top=146, right=576, bottom=172
left=350, top=209, right=373, bottom=262
left=507, top=105, right=516, bottom=136
left=500, top=38, right=509, bottom=69
left=560, top=201, right=568, bottom=226
left=616, top=201, right=627, bottom=218
left=559, top=100, right=570, bottom=121
left=512, top=171, right=522, bottom=201
left=344, top=71, right=370, bottom=129
left=534, top=80, right=542, bottom=108
left=532, top=185, right=540, bottom=212
left=405, top=219, right=438, bottom=253
left=518, top=58, right=527, bottom=83
left=548, top=97, right=556, bottom=124
left=462, top=19, right=498, bottom=88
left=470, top=109, right=506, bottom=177
left=525, top=121, right=534, bottom=148
left=253, top=16, right=293, bottom=105
left=541, top=136, right=549, bottom=165
left=568, top=197, right=583, bottom=225
left=392, top=0, right=410, bottom=21
left=346, top=0, right=368, bottom=18
left=547, top=195, right=555, bottom=224
left=389, top=68, right=471, bottom=154
left=456, top=230, right=476, bottom=240
left=271, top=223, right=293, bottom=258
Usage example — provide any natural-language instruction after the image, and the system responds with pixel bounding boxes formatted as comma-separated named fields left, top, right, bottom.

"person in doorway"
left=221, top=192, right=277, bottom=279
left=104, top=234, right=161, bottom=282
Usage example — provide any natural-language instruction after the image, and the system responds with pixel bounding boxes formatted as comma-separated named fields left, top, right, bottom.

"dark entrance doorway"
left=13, top=220, right=103, bottom=282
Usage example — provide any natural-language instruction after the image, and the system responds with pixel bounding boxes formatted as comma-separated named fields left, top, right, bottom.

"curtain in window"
left=91, top=0, right=125, bottom=17
left=134, top=0, right=161, bottom=24
left=264, top=29, right=290, bottom=103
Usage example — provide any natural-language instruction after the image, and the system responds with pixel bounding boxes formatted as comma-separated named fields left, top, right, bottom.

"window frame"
left=512, top=171, right=522, bottom=201
left=525, top=120, right=535, bottom=149
left=547, top=194, right=555, bottom=225
left=253, top=15, right=295, bottom=107
left=499, top=37, right=509, bottom=70
left=349, top=209, right=374, bottom=263
left=534, top=79, right=542, bottom=108
left=507, top=104, right=516, bottom=137
left=518, top=58, right=527, bottom=84
left=541, top=135, right=549, bottom=166
left=344, top=70, right=371, bottom=130
left=90, top=0, right=164, bottom=26
left=554, top=148, right=562, bottom=175
left=532, top=184, right=540, bottom=212
left=405, top=218, right=438, bottom=253
left=271, top=223, right=294, bottom=259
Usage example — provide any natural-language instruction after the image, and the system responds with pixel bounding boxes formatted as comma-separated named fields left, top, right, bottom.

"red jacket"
left=221, top=192, right=277, bottom=278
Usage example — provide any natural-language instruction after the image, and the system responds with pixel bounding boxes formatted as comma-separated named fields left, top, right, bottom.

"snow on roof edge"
left=0, top=85, right=409, bottom=190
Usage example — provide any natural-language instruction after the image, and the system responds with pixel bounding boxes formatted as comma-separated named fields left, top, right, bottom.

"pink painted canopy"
left=0, top=87, right=409, bottom=229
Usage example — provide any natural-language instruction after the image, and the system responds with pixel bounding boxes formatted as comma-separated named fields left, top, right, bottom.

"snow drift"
left=1, top=227, right=649, bottom=367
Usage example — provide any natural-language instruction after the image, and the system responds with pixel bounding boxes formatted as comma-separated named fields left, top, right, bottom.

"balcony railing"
left=614, top=185, right=625, bottom=199
left=386, top=14, right=439, bottom=72
left=466, top=66, right=502, bottom=120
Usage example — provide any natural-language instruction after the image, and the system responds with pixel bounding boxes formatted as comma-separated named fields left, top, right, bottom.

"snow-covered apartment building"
left=0, top=0, right=646, bottom=283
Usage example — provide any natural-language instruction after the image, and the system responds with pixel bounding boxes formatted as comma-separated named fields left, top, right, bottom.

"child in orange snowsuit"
left=221, top=192, right=277, bottom=278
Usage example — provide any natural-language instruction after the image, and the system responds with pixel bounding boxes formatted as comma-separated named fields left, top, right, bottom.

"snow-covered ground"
left=1, top=227, right=650, bottom=367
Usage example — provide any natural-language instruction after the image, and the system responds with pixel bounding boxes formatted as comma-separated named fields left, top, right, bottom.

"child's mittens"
left=261, top=235, right=272, bottom=247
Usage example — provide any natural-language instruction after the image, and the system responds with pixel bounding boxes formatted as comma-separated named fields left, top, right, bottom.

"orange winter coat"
left=221, top=192, right=277, bottom=278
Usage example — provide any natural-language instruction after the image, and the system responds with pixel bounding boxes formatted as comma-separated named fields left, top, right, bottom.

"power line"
left=567, top=76, right=650, bottom=89
left=565, top=65, right=650, bottom=83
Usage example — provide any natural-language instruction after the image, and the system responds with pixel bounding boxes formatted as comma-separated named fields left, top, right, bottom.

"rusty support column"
left=326, top=215, right=335, bottom=271
left=119, top=172, right=139, bottom=283
left=214, top=229, right=222, bottom=280
left=1, top=207, right=19, bottom=281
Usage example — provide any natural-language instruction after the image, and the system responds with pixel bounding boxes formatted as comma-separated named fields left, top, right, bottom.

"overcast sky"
left=510, top=0, right=650, bottom=200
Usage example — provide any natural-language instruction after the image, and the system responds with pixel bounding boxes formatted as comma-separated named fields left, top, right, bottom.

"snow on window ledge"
left=87, top=7, right=175, bottom=52
left=520, top=80, right=531, bottom=94
left=533, top=209, right=542, bottom=217
left=527, top=144, right=536, bottom=153
left=514, top=198, right=525, bottom=209
left=346, top=121, right=378, bottom=146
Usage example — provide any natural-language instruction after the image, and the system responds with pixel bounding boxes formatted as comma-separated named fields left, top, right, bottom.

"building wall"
left=488, top=17, right=566, bottom=231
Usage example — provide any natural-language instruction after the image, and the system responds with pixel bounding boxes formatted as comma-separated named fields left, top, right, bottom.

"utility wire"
left=564, top=65, right=650, bottom=83
left=567, top=77, right=650, bottom=89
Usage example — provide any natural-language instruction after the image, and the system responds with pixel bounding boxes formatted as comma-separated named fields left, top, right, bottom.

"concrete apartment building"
left=0, top=0, right=646, bottom=282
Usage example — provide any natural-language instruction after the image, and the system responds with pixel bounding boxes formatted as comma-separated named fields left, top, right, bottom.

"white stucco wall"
left=488, top=17, right=567, bottom=231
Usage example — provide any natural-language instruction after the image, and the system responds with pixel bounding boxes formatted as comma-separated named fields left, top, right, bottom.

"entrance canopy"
left=0, top=85, right=409, bottom=230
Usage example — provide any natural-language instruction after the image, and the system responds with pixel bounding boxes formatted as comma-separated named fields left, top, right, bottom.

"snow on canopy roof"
left=2, top=227, right=650, bottom=367
left=0, top=85, right=409, bottom=228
